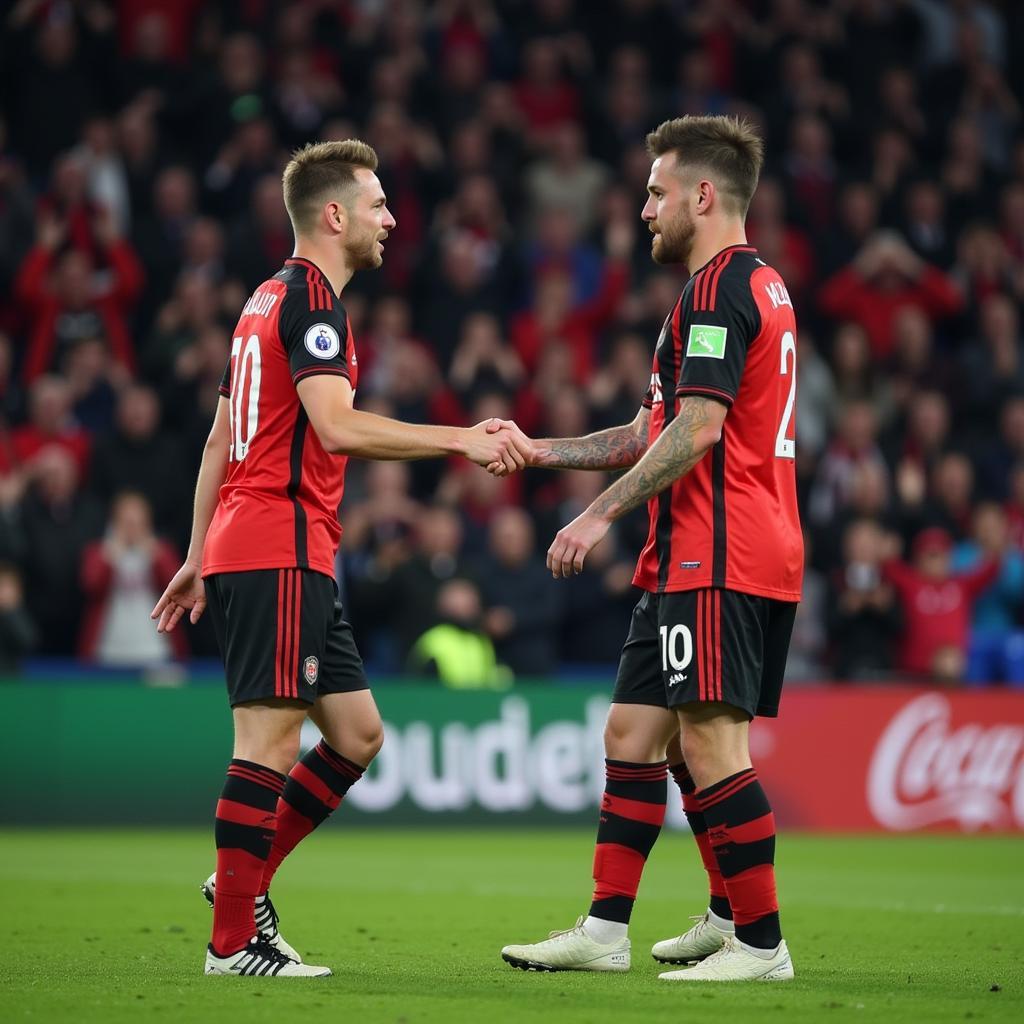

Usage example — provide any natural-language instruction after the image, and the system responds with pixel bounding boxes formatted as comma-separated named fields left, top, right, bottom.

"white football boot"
left=204, top=935, right=331, bottom=977
left=501, top=916, right=631, bottom=972
left=651, top=911, right=733, bottom=964
left=658, top=935, right=794, bottom=982
left=201, top=873, right=303, bottom=963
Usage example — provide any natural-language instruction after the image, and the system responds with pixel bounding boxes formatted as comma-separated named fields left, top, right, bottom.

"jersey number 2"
left=775, top=330, right=796, bottom=459
left=229, top=334, right=262, bottom=462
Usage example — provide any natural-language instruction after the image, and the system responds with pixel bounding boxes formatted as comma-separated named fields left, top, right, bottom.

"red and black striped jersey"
left=202, top=257, right=357, bottom=579
left=634, top=244, right=803, bottom=601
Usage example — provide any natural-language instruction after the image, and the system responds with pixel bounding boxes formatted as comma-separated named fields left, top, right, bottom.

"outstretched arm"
left=297, top=374, right=531, bottom=473
left=546, top=396, right=727, bottom=578
left=527, top=407, right=651, bottom=470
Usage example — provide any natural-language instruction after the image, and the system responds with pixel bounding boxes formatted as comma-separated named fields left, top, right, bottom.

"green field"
left=1, top=829, right=1021, bottom=1023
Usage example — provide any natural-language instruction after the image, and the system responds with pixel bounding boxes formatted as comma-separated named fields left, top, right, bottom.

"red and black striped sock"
left=212, top=759, right=286, bottom=956
left=589, top=759, right=668, bottom=924
left=670, top=762, right=732, bottom=921
left=260, top=741, right=365, bottom=894
left=697, top=767, right=781, bottom=949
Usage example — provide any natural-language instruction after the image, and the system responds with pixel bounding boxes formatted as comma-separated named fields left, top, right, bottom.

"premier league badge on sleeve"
left=304, top=323, right=341, bottom=359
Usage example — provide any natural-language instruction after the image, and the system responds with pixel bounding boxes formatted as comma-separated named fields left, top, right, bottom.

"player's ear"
left=696, top=179, right=714, bottom=214
left=324, top=200, right=347, bottom=236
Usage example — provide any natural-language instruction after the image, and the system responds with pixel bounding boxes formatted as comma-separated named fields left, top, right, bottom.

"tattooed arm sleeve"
left=588, top=397, right=727, bottom=520
left=531, top=406, right=651, bottom=470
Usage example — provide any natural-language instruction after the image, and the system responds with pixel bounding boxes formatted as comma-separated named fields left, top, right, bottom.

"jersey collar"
left=689, top=243, right=757, bottom=280
left=285, top=256, right=339, bottom=300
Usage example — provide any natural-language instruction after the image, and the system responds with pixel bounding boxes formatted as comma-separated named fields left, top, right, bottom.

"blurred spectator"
left=958, top=292, right=1024, bottom=436
left=525, top=121, right=608, bottom=236
left=20, top=447, right=103, bottom=656
left=884, top=526, right=999, bottom=682
left=449, top=313, right=525, bottom=405
left=226, top=174, right=292, bottom=291
left=514, top=38, right=580, bottom=144
left=829, top=322, right=894, bottom=424
left=351, top=503, right=476, bottom=664
left=14, top=206, right=143, bottom=381
left=807, top=400, right=886, bottom=527
left=819, top=231, right=962, bottom=358
left=829, top=520, right=901, bottom=680
left=476, top=506, right=561, bottom=677
left=7, top=375, right=90, bottom=476
left=0, top=562, right=36, bottom=673
left=133, top=165, right=199, bottom=321
left=407, top=578, right=511, bottom=690
left=512, top=218, right=632, bottom=383
left=79, top=491, right=184, bottom=664
left=1, top=6, right=115, bottom=177
left=951, top=502, right=1024, bottom=685
left=902, top=179, right=955, bottom=269
left=89, top=385, right=186, bottom=539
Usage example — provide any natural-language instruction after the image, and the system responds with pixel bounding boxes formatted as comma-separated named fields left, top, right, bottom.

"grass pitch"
left=1, top=828, right=1021, bottom=1023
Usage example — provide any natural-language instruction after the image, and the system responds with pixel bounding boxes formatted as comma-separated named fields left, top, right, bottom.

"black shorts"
left=204, top=568, right=369, bottom=707
left=612, top=589, right=796, bottom=719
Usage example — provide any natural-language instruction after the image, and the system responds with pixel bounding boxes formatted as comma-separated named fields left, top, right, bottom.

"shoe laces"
left=255, top=892, right=281, bottom=936
left=547, top=915, right=587, bottom=941
left=248, top=935, right=294, bottom=966
left=699, top=934, right=738, bottom=967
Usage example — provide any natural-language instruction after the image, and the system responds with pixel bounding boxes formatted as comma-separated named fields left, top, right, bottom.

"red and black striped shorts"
left=611, top=589, right=796, bottom=719
left=204, top=569, right=369, bottom=706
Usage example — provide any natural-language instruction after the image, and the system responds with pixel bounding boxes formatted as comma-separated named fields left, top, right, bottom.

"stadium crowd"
left=1, top=0, right=1024, bottom=685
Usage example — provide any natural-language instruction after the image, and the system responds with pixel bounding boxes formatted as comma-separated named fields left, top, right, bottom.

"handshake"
left=462, top=418, right=537, bottom=477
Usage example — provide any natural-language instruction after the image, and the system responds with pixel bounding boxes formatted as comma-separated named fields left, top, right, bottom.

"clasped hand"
left=463, top=417, right=535, bottom=476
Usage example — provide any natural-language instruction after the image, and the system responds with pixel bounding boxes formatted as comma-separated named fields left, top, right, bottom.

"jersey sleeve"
left=278, top=291, right=352, bottom=386
left=675, top=269, right=761, bottom=407
left=218, top=359, right=231, bottom=397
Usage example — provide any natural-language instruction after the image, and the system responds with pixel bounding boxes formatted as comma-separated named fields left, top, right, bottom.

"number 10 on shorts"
left=660, top=624, right=693, bottom=672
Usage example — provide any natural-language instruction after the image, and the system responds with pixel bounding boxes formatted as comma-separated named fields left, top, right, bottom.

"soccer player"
left=497, top=116, right=803, bottom=982
left=151, top=140, right=530, bottom=978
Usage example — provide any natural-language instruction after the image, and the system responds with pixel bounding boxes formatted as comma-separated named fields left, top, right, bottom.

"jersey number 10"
left=228, top=334, right=262, bottom=462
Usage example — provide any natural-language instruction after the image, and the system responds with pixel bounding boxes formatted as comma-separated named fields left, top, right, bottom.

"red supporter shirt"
left=883, top=559, right=1000, bottom=675
left=633, top=245, right=803, bottom=602
left=202, top=258, right=357, bottom=579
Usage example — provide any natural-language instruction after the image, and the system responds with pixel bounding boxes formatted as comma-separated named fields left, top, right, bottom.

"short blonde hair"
left=646, top=116, right=764, bottom=216
left=282, top=140, right=379, bottom=235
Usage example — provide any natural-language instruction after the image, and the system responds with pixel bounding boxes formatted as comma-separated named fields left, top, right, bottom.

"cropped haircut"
left=282, top=139, right=379, bottom=235
left=646, top=116, right=764, bottom=216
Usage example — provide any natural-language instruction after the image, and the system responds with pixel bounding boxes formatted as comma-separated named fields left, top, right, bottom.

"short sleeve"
left=675, top=271, right=761, bottom=407
left=278, top=291, right=351, bottom=386
left=218, top=359, right=231, bottom=397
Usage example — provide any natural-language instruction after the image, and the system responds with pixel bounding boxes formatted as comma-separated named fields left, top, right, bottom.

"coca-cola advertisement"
left=751, top=688, right=1024, bottom=832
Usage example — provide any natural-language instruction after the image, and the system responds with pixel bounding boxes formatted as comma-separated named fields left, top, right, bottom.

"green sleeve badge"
left=686, top=324, right=727, bottom=359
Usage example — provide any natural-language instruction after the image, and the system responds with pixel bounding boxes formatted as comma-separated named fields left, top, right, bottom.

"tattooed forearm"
left=533, top=410, right=650, bottom=470
left=590, top=397, right=720, bottom=520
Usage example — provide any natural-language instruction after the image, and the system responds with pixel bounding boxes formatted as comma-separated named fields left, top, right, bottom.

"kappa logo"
left=302, top=655, right=320, bottom=685
left=668, top=672, right=687, bottom=687
left=686, top=324, right=727, bottom=359
left=304, top=323, right=341, bottom=360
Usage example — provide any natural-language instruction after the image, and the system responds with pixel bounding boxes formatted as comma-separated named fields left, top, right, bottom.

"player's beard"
left=346, top=229, right=383, bottom=270
left=651, top=206, right=696, bottom=265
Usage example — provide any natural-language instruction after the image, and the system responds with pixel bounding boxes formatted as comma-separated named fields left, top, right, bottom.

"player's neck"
left=291, top=244, right=353, bottom=296
left=686, top=222, right=748, bottom=277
